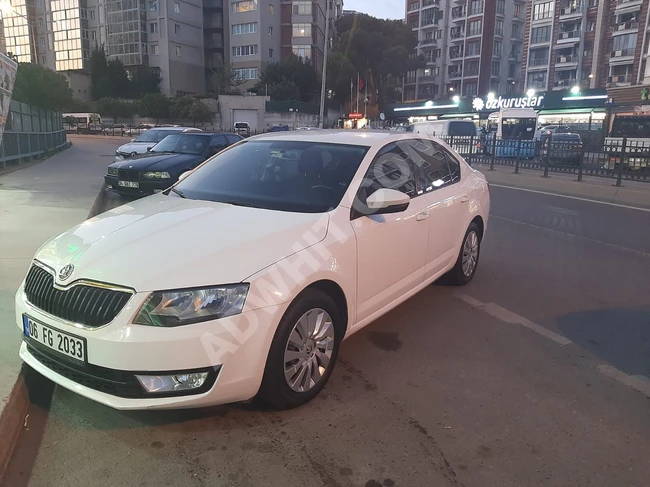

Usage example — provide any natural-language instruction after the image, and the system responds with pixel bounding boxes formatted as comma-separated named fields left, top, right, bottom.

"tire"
left=256, top=289, right=343, bottom=410
left=445, top=222, right=482, bottom=286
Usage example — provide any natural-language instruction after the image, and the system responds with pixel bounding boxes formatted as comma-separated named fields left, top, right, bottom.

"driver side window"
left=357, top=143, right=417, bottom=207
left=209, top=135, right=227, bottom=149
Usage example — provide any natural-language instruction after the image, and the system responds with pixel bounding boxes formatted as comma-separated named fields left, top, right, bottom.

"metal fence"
left=436, top=135, right=650, bottom=184
left=1, top=100, right=67, bottom=168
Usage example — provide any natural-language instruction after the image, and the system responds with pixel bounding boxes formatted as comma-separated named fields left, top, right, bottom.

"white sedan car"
left=16, top=131, right=490, bottom=410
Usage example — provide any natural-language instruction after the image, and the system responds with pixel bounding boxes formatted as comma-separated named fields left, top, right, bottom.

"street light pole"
left=318, top=0, right=330, bottom=129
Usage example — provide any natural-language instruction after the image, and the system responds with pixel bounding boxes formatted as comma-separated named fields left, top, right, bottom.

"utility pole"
left=318, top=0, right=331, bottom=129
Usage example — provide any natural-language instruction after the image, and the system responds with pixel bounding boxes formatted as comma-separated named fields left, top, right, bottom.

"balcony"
left=607, top=73, right=633, bottom=86
left=509, top=52, right=520, bottom=62
left=448, top=69, right=463, bottom=79
left=554, top=78, right=577, bottom=88
left=465, top=68, right=479, bottom=77
left=531, top=36, right=551, bottom=45
left=467, top=28, right=482, bottom=38
left=449, top=49, right=464, bottom=59
left=558, top=30, right=581, bottom=42
left=613, top=21, right=639, bottom=33
left=610, top=48, right=635, bottom=60
left=411, top=22, right=419, bottom=30
left=419, top=38, right=436, bottom=46
left=559, top=5, right=583, bottom=19
left=423, top=0, right=440, bottom=6
left=616, top=0, right=643, bottom=12
left=556, top=54, right=578, bottom=65
left=421, top=17, right=437, bottom=27
left=528, top=57, right=548, bottom=69
left=511, top=32, right=524, bottom=41
left=450, top=28, right=464, bottom=41
left=451, top=7, right=466, bottom=19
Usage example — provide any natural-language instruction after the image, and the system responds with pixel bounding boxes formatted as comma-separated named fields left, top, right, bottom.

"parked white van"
left=411, top=119, right=477, bottom=138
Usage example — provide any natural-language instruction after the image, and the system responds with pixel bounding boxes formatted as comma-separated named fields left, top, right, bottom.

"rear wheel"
left=257, top=289, right=342, bottom=409
left=445, top=222, right=481, bottom=286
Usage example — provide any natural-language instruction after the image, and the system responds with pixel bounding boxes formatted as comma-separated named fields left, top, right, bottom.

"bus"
left=604, top=115, right=650, bottom=170
left=486, top=108, right=538, bottom=158
left=62, top=112, right=102, bottom=134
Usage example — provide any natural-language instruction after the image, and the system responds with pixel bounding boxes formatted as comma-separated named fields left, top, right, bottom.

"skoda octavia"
left=16, top=131, right=490, bottom=410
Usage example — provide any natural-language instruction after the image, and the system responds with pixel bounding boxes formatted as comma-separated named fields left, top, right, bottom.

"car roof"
left=246, top=129, right=423, bottom=147
left=176, top=131, right=238, bottom=137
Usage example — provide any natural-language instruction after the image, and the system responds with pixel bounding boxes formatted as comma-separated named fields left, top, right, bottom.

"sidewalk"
left=474, top=162, right=650, bottom=210
left=0, top=137, right=120, bottom=476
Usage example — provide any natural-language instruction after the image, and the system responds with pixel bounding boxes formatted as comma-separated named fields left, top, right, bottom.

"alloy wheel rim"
left=462, top=231, right=479, bottom=277
left=283, top=308, right=335, bottom=393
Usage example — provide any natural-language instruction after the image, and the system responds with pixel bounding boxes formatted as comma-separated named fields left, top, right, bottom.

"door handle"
left=460, top=195, right=470, bottom=203
left=416, top=211, right=430, bottom=221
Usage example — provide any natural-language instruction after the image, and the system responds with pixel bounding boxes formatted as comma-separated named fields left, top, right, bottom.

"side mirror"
left=178, top=170, right=192, bottom=182
left=366, top=188, right=410, bottom=214
left=146, top=146, right=153, bottom=152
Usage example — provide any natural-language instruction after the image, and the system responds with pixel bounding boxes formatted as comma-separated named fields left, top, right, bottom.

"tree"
left=326, top=52, right=356, bottom=106
left=268, top=80, right=300, bottom=102
left=254, top=55, right=320, bottom=102
left=207, top=58, right=245, bottom=95
left=170, top=95, right=197, bottom=119
left=333, top=14, right=424, bottom=110
left=139, top=93, right=170, bottom=123
left=187, top=100, right=211, bottom=126
left=89, top=47, right=132, bottom=100
left=12, top=63, right=73, bottom=110
left=96, top=97, right=135, bottom=123
left=129, top=66, right=161, bottom=97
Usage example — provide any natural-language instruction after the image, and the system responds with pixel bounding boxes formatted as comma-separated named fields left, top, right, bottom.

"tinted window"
left=358, top=143, right=417, bottom=204
left=135, top=129, right=179, bottom=143
left=610, top=116, right=650, bottom=138
left=552, top=134, right=581, bottom=141
left=502, top=118, right=537, bottom=140
left=406, top=139, right=453, bottom=192
left=448, top=121, right=477, bottom=137
left=209, top=135, right=227, bottom=148
left=226, top=134, right=242, bottom=144
left=151, top=134, right=208, bottom=154
left=173, top=140, right=369, bottom=213
left=440, top=146, right=461, bottom=183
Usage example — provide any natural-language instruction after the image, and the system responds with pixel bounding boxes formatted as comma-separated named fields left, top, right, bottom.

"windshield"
left=448, top=121, right=477, bottom=137
left=502, top=118, right=537, bottom=140
left=135, top=129, right=180, bottom=143
left=173, top=140, right=370, bottom=213
left=610, top=117, right=650, bottom=138
left=151, top=134, right=208, bottom=155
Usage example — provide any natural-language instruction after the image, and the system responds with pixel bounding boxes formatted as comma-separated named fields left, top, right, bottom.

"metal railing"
left=559, top=31, right=581, bottom=40
left=556, top=55, right=577, bottom=63
left=1, top=101, right=68, bottom=168
left=434, top=135, right=650, bottom=184
left=610, top=48, right=635, bottom=58
left=529, top=57, right=549, bottom=66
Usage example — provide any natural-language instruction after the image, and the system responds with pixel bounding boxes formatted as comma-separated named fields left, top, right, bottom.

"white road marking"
left=596, top=365, right=650, bottom=398
left=489, top=184, right=650, bottom=213
left=456, top=294, right=573, bottom=346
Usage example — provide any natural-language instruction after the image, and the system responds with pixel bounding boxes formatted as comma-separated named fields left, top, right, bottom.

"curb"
left=0, top=189, right=108, bottom=483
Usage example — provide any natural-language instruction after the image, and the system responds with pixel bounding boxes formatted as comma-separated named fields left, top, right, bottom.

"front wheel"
left=256, top=289, right=342, bottom=409
left=445, top=222, right=482, bottom=286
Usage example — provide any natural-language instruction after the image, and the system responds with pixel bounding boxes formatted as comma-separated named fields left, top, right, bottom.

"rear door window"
left=404, top=139, right=453, bottom=193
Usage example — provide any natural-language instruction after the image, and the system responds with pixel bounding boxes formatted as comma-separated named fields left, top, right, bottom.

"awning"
left=538, top=108, right=595, bottom=115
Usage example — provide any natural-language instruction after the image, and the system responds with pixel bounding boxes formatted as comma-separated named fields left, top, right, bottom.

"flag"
left=359, top=77, right=365, bottom=91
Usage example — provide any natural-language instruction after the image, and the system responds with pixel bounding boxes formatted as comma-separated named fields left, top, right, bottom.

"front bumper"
left=15, top=287, right=284, bottom=410
left=104, top=174, right=175, bottom=195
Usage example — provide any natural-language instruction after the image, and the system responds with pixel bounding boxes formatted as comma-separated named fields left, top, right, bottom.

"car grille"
left=118, top=169, right=140, bottom=181
left=24, top=264, right=133, bottom=328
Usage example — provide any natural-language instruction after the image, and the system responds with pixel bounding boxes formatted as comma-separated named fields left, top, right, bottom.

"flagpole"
left=318, top=0, right=330, bottom=129
left=350, top=78, right=353, bottom=115
left=356, top=72, right=360, bottom=113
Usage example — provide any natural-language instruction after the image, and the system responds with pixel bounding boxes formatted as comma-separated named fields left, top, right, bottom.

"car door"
left=352, top=141, right=431, bottom=324
left=404, top=138, right=469, bottom=281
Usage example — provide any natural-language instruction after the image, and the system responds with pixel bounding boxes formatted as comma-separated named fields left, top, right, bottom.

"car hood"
left=109, top=153, right=202, bottom=173
left=34, top=196, right=330, bottom=292
left=117, top=142, right=157, bottom=155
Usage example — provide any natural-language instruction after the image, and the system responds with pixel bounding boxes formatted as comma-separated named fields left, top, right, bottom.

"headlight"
left=108, top=167, right=119, bottom=176
left=134, top=284, right=249, bottom=327
left=143, top=171, right=171, bottom=179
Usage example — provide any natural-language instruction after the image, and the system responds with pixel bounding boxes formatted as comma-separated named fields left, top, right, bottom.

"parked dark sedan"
left=105, top=132, right=242, bottom=195
left=540, top=133, right=584, bottom=166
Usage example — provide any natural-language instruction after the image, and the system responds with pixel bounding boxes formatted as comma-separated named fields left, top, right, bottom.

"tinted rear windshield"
left=448, top=121, right=477, bottom=137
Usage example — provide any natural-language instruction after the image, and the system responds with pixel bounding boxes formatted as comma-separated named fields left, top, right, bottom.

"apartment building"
left=522, top=0, right=650, bottom=92
left=1, top=0, right=217, bottom=98
left=403, top=0, right=527, bottom=102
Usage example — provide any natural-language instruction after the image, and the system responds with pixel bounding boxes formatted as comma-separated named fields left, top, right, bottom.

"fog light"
left=136, top=372, right=209, bottom=393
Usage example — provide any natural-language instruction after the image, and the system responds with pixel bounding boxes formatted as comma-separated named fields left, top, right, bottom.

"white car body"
left=115, top=127, right=202, bottom=161
left=16, top=131, right=490, bottom=410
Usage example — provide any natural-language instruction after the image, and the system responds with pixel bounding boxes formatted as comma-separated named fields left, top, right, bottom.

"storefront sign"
left=473, top=94, right=545, bottom=111
left=348, top=112, right=363, bottom=119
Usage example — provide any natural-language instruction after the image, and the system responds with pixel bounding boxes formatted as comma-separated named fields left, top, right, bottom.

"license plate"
left=118, top=181, right=139, bottom=188
left=23, top=315, right=87, bottom=362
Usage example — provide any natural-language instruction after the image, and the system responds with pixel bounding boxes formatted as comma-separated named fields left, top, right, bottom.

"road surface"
left=3, top=139, right=650, bottom=487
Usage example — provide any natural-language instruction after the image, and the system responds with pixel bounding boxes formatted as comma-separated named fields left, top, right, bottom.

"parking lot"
left=2, top=136, right=650, bottom=487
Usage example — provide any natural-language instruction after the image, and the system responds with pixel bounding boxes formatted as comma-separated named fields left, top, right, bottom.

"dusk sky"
left=344, top=0, right=404, bottom=20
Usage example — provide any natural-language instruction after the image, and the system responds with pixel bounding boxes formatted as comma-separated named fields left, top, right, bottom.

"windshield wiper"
left=222, top=200, right=262, bottom=209
left=169, top=187, right=186, bottom=198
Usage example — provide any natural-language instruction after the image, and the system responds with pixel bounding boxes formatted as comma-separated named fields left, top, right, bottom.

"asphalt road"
left=3, top=152, right=650, bottom=486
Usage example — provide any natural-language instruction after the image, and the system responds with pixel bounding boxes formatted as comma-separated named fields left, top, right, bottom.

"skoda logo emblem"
left=58, top=264, right=74, bottom=281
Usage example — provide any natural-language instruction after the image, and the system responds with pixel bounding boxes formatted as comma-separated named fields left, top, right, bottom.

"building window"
left=232, top=44, right=259, bottom=56
left=174, top=1, right=180, bottom=13
left=434, top=30, right=442, bottom=39
left=468, top=19, right=482, bottom=36
left=38, top=17, right=44, bottom=27
left=533, top=2, right=553, bottom=20
left=150, top=22, right=158, bottom=33
left=152, top=44, right=159, bottom=55
left=39, top=37, right=45, bottom=47
left=496, top=0, right=505, bottom=14
left=587, top=21, right=595, bottom=31
left=466, top=60, right=479, bottom=76
left=508, top=63, right=517, bottom=78
left=90, top=9, right=95, bottom=19
left=91, top=30, right=96, bottom=40
left=232, top=0, right=257, bottom=13
left=463, top=82, right=478, bottom=96
left=495, top=19, right=503, bottom=36
left=514, top=3, right=522, bottom=18
left=531, top=26, right=551, bottom=44
left=41, top=55, right=47, bottom=64
left=149, top=1, right=157, bottom=11
left=492, top=60, right=501, bottom=76
left=292, top=23, right=311, bottom=37
left=232, top=22, right=258, bottom=35
left=269, top=3, right=274, bottom=14
left=269, top=26, right=273, bottom=36
left=174, top=23, right=181, bottom=34
left=494, top=40, right=502, bottom=56
left=527, top=72, right=546, bottom=89
left=269, top=48, right=273, bottom=57
left=589, top=0, right=597, bottom=6
left=490, top=80, right=499, bottom=92
left=175, top=45, right=182, bottom=56
left=469, top=0, right=482, bottom=15
left=467, top=40, right=480, bottom=56
left=512, top=24, right=521, bottom=39
left=233, top=67, right=259, bottom=80
left=613, top=33, right=637, bottom=52
left=292, top=1, right=311, bottom=15
left=292, top=44, right=312, bottom=59
left=36, top=0, right=42, bottom=5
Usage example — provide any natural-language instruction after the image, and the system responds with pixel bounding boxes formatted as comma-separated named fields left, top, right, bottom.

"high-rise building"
left=522, top=0, right=650, bottom=92
left=1, top=0, right=224, bottom=98
left=403, top=0, right=527, bottom=102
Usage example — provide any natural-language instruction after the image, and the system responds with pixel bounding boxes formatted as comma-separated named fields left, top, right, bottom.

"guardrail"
left=1, top=101, right=68, bottom=169
left=435, top=135, right=650, bottom=184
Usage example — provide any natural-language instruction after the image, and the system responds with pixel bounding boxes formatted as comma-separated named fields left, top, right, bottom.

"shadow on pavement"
left=557, top=307, right=650, bottom=378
